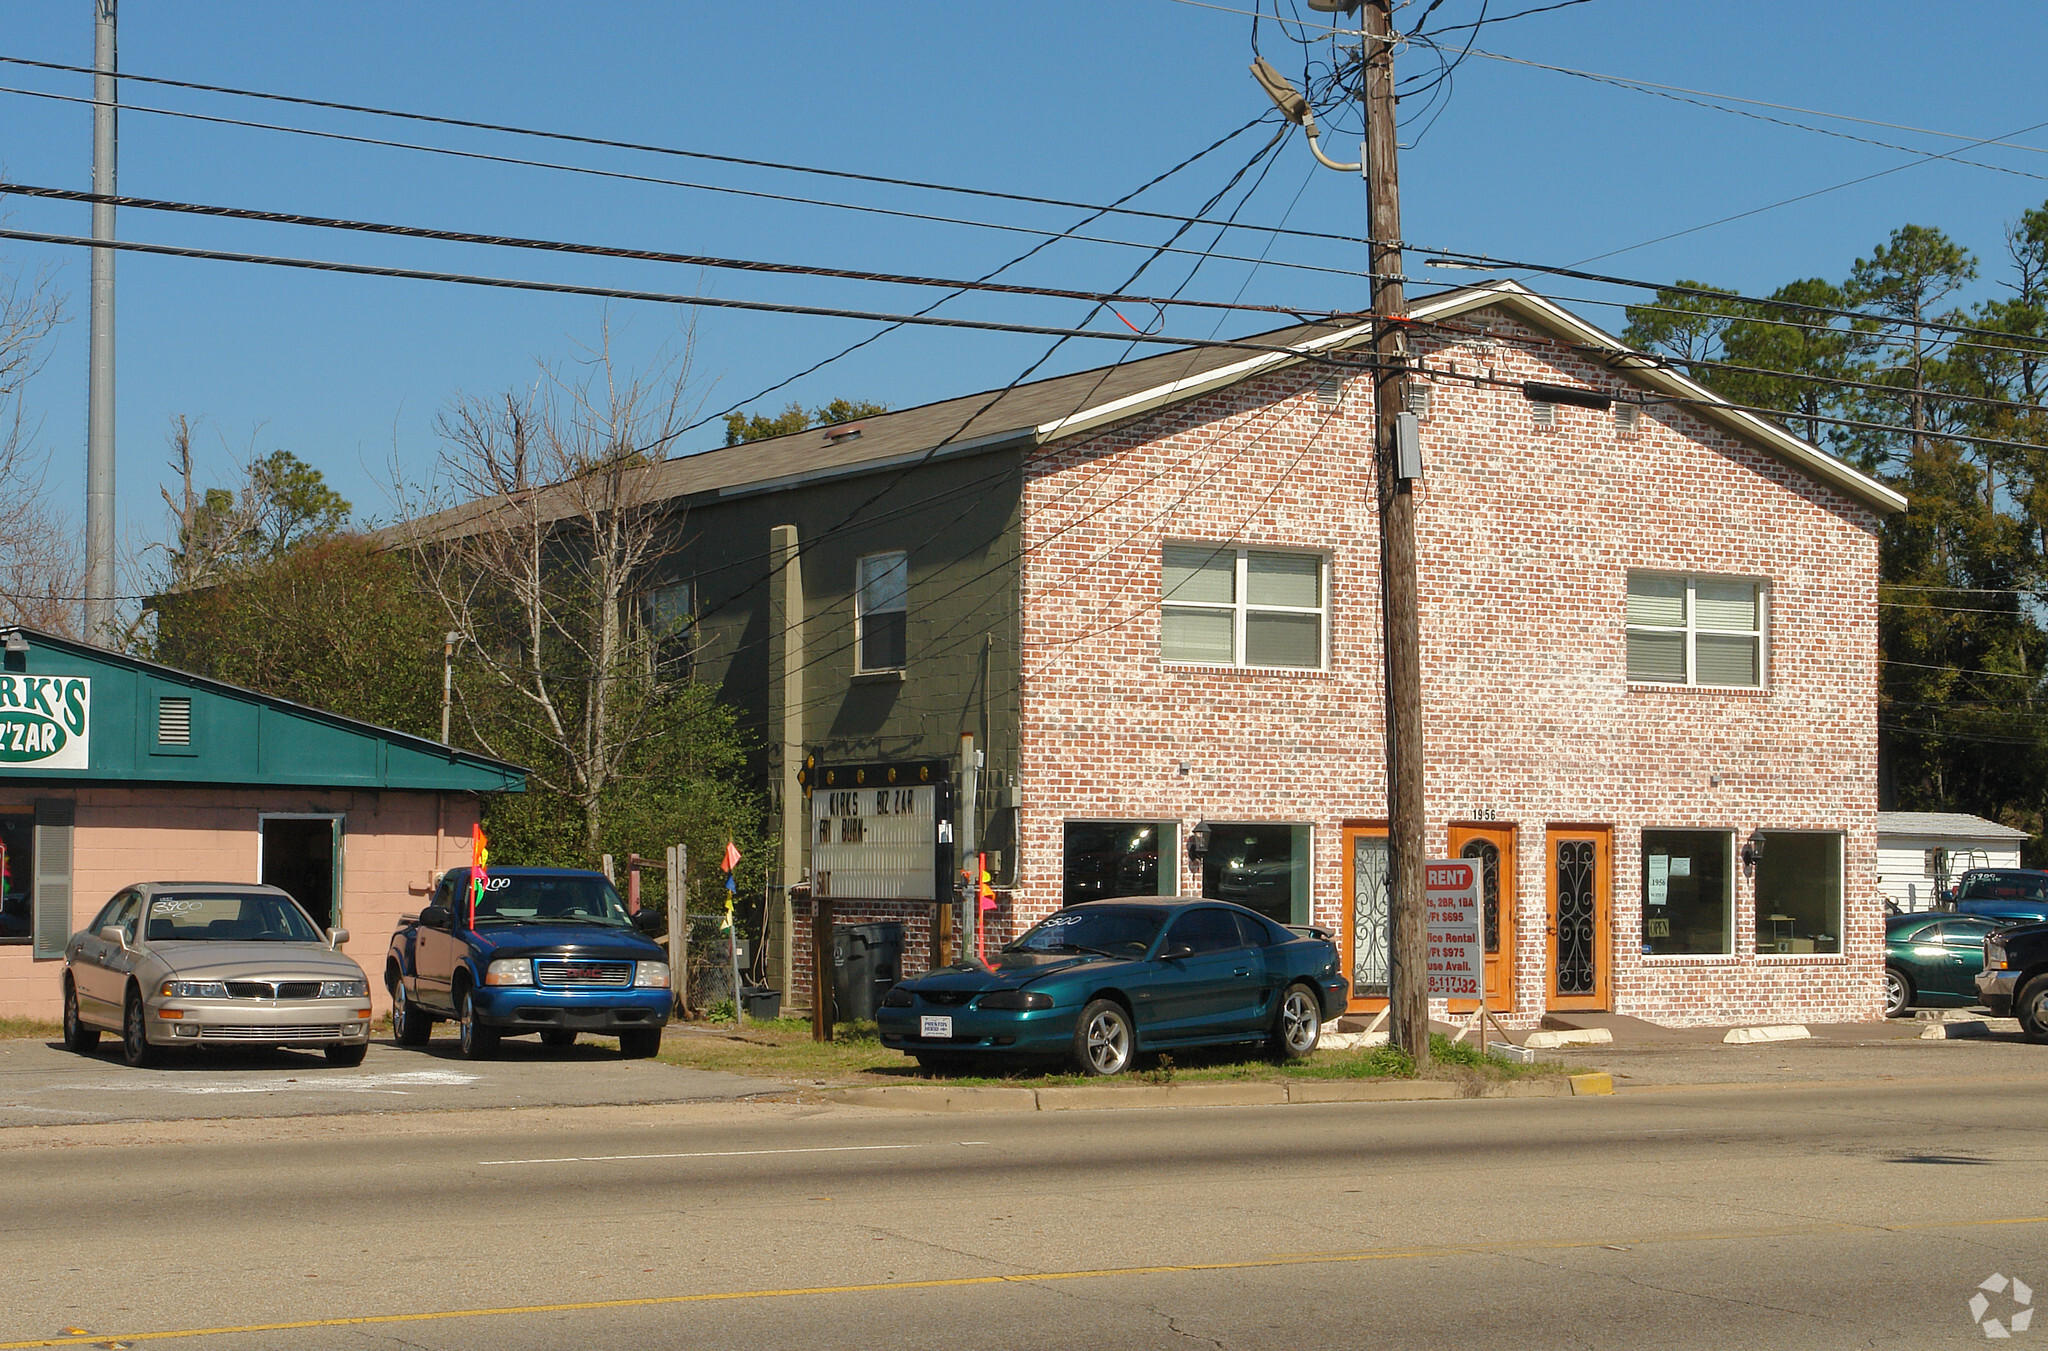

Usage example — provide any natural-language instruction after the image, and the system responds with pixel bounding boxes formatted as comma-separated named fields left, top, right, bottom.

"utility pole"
left=84, top=0, right=118, bottom=646
left=1359, top=0, right=1428, bottom=1066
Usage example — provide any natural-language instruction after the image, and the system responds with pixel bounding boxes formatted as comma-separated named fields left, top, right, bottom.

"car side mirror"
left=1162, top=944, right=1194, bottom=961
left=418, top=905, right=451, bottom=930
left=632, top=910, right=665, bottom=937
left=327, top=928, right=349, bottom=950
left=98, top=924, right=130, bottom=951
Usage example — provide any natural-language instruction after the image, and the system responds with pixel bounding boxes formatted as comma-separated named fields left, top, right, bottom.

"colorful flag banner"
left=721, top=839, right=739, bottom=927
left=470, top=823, right=490, bottom=923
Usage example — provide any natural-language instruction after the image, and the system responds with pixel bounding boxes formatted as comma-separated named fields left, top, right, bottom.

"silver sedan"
left=63, top=882, right=374, bottom=1067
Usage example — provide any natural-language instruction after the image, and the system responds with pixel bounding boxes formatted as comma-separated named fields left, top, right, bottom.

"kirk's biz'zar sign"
left=806, top=759, right=949, bottom=902
left=0, top=676, right=89, bottom=770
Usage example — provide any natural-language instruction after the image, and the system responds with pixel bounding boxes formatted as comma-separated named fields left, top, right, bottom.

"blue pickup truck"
left=385, top=867, right=672, bottom=1059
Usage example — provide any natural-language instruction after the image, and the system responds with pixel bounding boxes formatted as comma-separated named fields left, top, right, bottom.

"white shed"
left=1876, top=811, right=2031, bottom=911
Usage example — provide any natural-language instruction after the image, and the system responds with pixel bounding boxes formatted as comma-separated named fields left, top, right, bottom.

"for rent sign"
left=1424, top=858, right=1483, bottom=1000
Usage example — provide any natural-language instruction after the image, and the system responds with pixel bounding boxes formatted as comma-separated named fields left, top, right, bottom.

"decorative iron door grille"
left=1554, top=838, right=1597, bottom=996
left=1352, top=835, right=1390, bottom=998
left=1461, top=838, right=1502, bottom=955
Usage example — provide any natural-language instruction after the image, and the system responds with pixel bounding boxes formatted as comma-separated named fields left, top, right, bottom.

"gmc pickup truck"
left=386, top=866, right=672, bottom=1059
left=1976, top=920, right=2048, bottom=1040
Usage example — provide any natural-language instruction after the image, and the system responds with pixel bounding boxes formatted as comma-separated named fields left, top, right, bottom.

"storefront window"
left=1203, top=823, right=1312, bottom=927
left=1641, top=829, right=1731, bottom=955
left=1754, top=831, right=1843, bottom=954
left=0, top=811, right=31, bottom=943
left=1063, top=821, right=1177, bottom=907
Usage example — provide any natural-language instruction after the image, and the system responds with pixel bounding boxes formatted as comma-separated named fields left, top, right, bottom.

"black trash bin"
left=832, top=922, right=905, bottom=1022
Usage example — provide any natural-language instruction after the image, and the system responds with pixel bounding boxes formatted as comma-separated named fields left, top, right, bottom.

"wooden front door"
left=1544, top=826, right=1611, bottom=1011
left=1341, top=824, right=1389, bottom=1013
left=1448, top=823, right=1515, bottom=1012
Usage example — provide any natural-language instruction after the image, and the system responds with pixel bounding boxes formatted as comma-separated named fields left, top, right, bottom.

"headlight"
left=319, top=978, right=369, bottom=998
left=882, top=986, right=915, bottom=1008
left=633, top=961, right=671, bottom=989
left=977, top=989, right=1054, bottom=1011
left=1986, top=939, right=2009, bottom=971
left=483, top=958, right=533, bottom=986
left=159, top=980, right=228, bottom=999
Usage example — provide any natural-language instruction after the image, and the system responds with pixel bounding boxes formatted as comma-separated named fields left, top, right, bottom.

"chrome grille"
left=223, top=980, right=324, bottom=1000
left=534, top=959, right=633, bottom=988
left=197, top=1024, right=345, bottom=1041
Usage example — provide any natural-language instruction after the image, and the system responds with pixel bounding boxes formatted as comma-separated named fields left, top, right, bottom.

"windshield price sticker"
left=920, top=1015, right=953, bottom=1039
left=1424, top=859, right=1483, bottom=1000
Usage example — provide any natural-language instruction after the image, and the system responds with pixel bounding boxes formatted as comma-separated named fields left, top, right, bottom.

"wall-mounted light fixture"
left=1740, top=833, right=1765, bottom=877
left=1187, top=821, right=1212, bottom=862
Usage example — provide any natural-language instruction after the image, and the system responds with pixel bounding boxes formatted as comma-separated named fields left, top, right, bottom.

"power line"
left=0, top=180, right=1345, bottom=324
left=1458, top=47, right=2048, bottom=158
left=0, top=224, right=1366, bottom=360
left=0, top=54, right=1405, bottom=251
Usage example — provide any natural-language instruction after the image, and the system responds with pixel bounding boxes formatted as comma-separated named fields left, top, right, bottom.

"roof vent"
left=1615, top=403, right=1641, bottom=433
left=1530, top=401, right=1557, bottom=430
left=158, top=696, right=192, bottom=746
left=822, top=424, right=865, bottom=444
left=1404, top=382, right=1431, bottom=417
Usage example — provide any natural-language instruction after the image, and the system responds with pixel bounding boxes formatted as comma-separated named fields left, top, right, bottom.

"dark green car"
left=876, top=898, right=1349, bottom=1076
left=1884, top=912, right=2006, bottom=1017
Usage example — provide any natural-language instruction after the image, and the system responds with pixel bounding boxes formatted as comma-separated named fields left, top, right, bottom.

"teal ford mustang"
left=876, top=898, right=1349, bottom=1076
left=1884, top=911, right=2006, bottom=1016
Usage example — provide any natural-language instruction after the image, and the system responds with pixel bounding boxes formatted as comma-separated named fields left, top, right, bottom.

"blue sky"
left=1, top=0, right=2044, bottom=573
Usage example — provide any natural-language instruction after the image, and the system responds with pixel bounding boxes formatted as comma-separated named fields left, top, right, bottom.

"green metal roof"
left=0, top=628, right=524, bottom=793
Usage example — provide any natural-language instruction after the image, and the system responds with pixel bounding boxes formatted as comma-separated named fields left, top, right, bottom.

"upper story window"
left=856, top=551, right=909, bottom=672
left=1626, top=572, right=1766, bottom=688
left=1161, top=543, right=1326, bottom=670
left=638, top=581, right=694, bottom=677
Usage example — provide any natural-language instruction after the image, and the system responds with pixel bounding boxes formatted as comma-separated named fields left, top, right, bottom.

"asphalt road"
left=7, top=1063, right=2048, bottom=1350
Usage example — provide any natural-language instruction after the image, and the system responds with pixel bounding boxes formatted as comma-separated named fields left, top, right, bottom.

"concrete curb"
left=827, top=1072, right=1613, bottom=1113
left=1722, top=1024, right=1812, bottom=1044
left=1524, top=1028, right=1613, bottom=1049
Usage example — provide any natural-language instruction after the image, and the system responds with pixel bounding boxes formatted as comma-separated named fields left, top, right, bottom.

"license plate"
left=920, top=1015, right=953, bottom=1039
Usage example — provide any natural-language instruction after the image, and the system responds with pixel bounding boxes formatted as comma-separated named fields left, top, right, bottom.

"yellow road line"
left=10, top=1214, right=2047, bottom=1349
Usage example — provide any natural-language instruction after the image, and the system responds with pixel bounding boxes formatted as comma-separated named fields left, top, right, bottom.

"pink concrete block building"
left=0, top=629, right=522, bottom=1021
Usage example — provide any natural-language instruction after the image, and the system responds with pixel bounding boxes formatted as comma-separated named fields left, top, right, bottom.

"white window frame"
left=1625, top=571, right=1769, bottom=689
left=1160, top=543, right=1329, bottom=671
left=855, top=551, right=909, bottom=674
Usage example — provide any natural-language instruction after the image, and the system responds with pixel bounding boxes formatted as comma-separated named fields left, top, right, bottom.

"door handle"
left=1232, top=968, right=1251, bottom=978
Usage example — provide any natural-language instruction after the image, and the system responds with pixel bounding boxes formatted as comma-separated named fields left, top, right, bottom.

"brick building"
left=632, top=279, right=1902, bottom=1027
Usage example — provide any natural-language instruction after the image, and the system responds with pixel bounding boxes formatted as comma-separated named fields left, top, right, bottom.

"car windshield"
left=468, top=874, right=632, bottom=927
left=144, top=893, right=323, bottom=943
left=1004, top=905, right=1164, bottom=958
left=1960, top=874, right=2048, bottom=902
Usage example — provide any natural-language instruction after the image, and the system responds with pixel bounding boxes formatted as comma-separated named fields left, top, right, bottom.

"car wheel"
left=2017, top=976, right=2048, bottom=1043
left=1073, top=998, right=1134, bottom=1077
left=1271, top=983, right=1323, bottom=1061
left=541, top=1030, right=577, bottom=1049
left=618, top=1028, right=661, bottom=1059
left=1883, top=968, right=1914, bottom=1018
left=62, top=978, right=99, bottom=1054
left=121, top=989, right=159, bottom=1068
left=390, top=977, right=433, bottom=1047
left=324, top=1042, right=368, bottom=1067
left=456, top=988, right=499, bottom=1060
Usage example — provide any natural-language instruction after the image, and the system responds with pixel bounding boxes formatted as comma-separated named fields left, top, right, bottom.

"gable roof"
left=0, top=627, right=525, bottom=793
left=407, top=281, right=1903, bottom=540
left=1876, top=810, right=2030, bottom=841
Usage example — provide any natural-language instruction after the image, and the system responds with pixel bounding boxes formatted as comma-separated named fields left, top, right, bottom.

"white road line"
left=478, top=1144, right=921, bottom=1167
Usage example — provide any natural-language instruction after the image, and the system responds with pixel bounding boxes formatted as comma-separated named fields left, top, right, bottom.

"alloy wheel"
left=1085, top=1009, right=1130, bottom=1075
left=1883, top=970, right=1908, bottom=1016
left=1281, top=988, right=1320, bottom=1054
